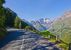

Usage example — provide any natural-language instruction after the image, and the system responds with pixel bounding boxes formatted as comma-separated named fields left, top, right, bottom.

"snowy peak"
left=31, top=18, right=52, bottom=31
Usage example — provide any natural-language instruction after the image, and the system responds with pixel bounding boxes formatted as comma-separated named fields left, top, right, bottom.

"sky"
left=4, top=0, right=71, bottom=21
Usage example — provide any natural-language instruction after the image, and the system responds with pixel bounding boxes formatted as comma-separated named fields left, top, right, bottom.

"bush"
left=38, top=30, right=54, bottom=38
left=0, top=28, right=7, bottom=39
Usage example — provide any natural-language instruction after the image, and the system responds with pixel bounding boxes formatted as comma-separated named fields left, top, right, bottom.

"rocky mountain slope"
left=48, top=11, right=71, bottom=44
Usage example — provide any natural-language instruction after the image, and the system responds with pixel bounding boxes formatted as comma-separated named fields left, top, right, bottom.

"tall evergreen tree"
left=0, top=0, right=5, bottom=6
left=0, top=0, right=7, bottom=39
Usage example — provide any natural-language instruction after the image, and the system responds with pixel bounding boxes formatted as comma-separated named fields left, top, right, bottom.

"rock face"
left=0, top=30, right=61, bottom=50
left=48, top=11, right=71, bottom=44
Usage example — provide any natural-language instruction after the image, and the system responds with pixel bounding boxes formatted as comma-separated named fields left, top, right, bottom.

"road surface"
left=0, top=29, right=61, bottom=50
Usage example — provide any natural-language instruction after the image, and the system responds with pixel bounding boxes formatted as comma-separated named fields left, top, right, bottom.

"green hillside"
left=0, top=0, right=36, bottom=39
left=48, top=11, right=71, bottom=49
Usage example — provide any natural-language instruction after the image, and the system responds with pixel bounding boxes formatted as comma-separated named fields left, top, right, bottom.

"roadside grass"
left=36, top=30, right=69, bottom=50
left=38, top=30, right=54, bottom=38
left=48, top=39, right=56, bottom=43
left=56, top=43, right=68, bottom=50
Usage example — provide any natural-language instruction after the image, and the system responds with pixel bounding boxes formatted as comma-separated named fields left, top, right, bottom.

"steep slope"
left=0, top=0, right=37, bottom=39
left=48, top=11, right=71, bottom=44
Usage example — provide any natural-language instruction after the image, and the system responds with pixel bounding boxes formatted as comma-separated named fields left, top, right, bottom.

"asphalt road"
left=0, top=29, right=61, bottom=50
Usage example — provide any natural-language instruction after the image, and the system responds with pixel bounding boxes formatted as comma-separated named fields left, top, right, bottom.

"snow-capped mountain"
left=31, top=18, right=52, bottom=31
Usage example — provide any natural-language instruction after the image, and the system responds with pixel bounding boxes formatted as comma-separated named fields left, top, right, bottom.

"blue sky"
left=4, top=0, right=71, bottom=21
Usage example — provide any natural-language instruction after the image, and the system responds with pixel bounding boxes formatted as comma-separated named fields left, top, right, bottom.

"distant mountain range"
left=30, top=18, right=53, bottom=31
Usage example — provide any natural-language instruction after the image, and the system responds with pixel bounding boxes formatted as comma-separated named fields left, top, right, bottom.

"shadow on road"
left=0, top=31, right=25, bottom=48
